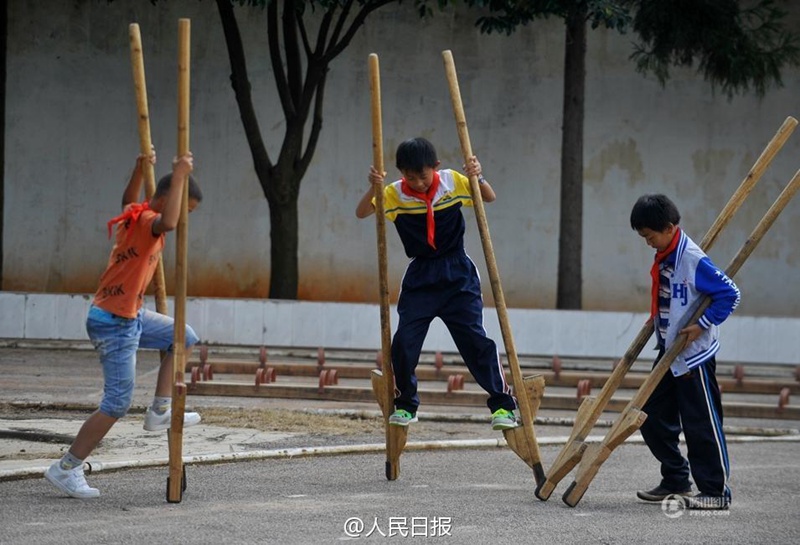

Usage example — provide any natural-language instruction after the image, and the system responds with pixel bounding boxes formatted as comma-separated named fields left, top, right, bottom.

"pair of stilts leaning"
left=363, top=52, right=800, bottom=510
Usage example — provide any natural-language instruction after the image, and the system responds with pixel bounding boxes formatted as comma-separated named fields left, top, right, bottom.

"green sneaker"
left=389, top=409, right=418, bottom=427
left=491, top=408, right=519, bottom=430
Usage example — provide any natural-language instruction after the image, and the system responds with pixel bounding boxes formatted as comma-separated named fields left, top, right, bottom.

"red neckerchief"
left=400, top=171, right=441, bottom=249
left=107, top=201, right=150, bottom=239
left=650, top=227, right=681, bottom=318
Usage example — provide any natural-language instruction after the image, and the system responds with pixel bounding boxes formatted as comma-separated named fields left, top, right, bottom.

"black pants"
left=640, top=351, right=731, bottom=498
left=391, top=250, right=515, bottom=414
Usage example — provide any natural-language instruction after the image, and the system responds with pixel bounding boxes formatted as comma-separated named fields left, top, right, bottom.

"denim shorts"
left=86, top=305, right=200, bottom=418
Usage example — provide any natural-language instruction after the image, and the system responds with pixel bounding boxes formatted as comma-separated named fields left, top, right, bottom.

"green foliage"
left=231, top=0, right=390, bottom=8
left=414, top=0, right=451, bottom=19
left=630, top=0, right=800, bottom=98
left=437, top=0, right=631, bottom=35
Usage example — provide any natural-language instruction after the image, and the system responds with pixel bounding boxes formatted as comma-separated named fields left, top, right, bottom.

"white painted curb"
left=4, top=433, right=799, bottom=481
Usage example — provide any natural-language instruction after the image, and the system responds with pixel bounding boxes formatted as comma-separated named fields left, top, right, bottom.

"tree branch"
left=299, top=70, right=327, bottom=177
left=324, top=0, right=395, bottom=62
left=309, top=7, right=334, bottom=57
left=215, top=0, right=273, bottom=175
left=327, top=0, right=354, bottom=49
left=297, top=12, right=313, bottom=57
left=268, top=0, right=294, bottom=116
left=282, top=0, right=303, bottom=104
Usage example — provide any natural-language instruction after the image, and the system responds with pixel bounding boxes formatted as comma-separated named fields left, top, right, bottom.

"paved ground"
left=2, top=443, right=800, bottom=544
left=1, top=345, right=799, bottom=544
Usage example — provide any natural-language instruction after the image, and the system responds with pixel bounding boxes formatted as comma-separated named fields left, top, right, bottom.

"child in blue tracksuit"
left=356, top=137, right=517, bottom=430
left=630, top=194, right=740, bottom=510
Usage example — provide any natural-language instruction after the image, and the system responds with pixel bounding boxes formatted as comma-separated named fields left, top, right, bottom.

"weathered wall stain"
left=584, top=138, right=645, bottom=188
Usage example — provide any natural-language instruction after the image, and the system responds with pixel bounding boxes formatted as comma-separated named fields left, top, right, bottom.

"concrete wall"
left=3, top=1, right=800, bottom=316
left=1, top=292, right=798, bottom=366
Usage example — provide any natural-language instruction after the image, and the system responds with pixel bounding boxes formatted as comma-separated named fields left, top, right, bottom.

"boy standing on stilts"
left=356, top=137, right=518, bottom=430
left=45, top=150, right=203, bottom=499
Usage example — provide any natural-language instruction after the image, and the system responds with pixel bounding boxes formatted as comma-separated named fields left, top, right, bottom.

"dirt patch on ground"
left=194, top=407, right=496, bottom=445
left=199, top=407, right=380, bottom=435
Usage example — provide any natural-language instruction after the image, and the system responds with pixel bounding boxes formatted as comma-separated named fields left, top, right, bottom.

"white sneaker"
left=143, top=407, right=202, bottom=431
left=44, top=461, right=100, bottom=499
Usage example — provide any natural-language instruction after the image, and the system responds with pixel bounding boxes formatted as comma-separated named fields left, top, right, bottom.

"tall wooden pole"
left=167, top=18, right=191, bottom=504
left=367, top=53, right=408, bottom=481
left=0, top=1, right=6, bottom=288
left=442, top=50, right=545, bottom=486
left=129, top=23, right=170, bottom=365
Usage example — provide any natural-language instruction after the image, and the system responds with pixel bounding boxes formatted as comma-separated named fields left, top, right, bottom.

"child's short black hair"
left=630, top=194, right=681, bottom=231
left=154, top=174, right=203, bottom=203
left=395, top=137, right=438, bottom=172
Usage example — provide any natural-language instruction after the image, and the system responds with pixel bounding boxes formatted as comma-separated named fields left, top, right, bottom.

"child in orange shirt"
left=45, top=149, right=203, bottom=499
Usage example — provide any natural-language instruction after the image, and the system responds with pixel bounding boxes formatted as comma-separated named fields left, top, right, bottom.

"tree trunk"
left=267, top=184, right=299, bottom=299
left=0, top=1, right=6, bottom=289
left=556, top=3, right=587, bottom=310
left=216, top=0, right=272, bottom=184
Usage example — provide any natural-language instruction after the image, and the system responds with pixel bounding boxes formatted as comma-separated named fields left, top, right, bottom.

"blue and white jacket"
left=658, top=230, right=741, bottom=376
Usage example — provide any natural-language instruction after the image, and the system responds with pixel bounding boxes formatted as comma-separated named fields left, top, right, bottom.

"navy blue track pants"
left=391, top=250, right=515, bottom=414
left=640, top=352, right=731, bottom=498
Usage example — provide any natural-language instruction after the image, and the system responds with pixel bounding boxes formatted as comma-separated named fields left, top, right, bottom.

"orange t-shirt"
left=93, top=207, right=164, bottom=318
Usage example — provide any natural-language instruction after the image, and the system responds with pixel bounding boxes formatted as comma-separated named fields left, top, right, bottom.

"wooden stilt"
left=537, top=115, right=798, bottom=501
left=442, top=50, right=544, bottom=486
left=167, top=18, right=191, bottom=504
left=367, top=53, right=407, bottom=480
left=129, top=23, right=170, bottom=366
left=502, top=375, right=545, bottom=480
left=371, top=370, right=408, bottom=479
left=562, top=167, right=800, bottom=507
left=129, top=23, right=168, bottom=313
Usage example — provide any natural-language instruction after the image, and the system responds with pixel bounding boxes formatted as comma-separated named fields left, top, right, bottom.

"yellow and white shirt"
left=378, top=169, right=474, bottom=258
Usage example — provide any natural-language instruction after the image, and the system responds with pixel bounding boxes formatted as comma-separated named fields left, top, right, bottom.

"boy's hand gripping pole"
left=367, top=53, right=408, bottom=481
left=443, top=50, right=546, bottom=486
left=535, top=116, right=798, bottom=501
left=562, top=166, right=800, bottom=508
left=167, top=18, right=191, bottom=504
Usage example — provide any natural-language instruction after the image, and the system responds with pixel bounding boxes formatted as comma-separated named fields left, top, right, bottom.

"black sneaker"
left=685, top=493, right=730, bottom=510
left=636, top=485, right=692, bottom=502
